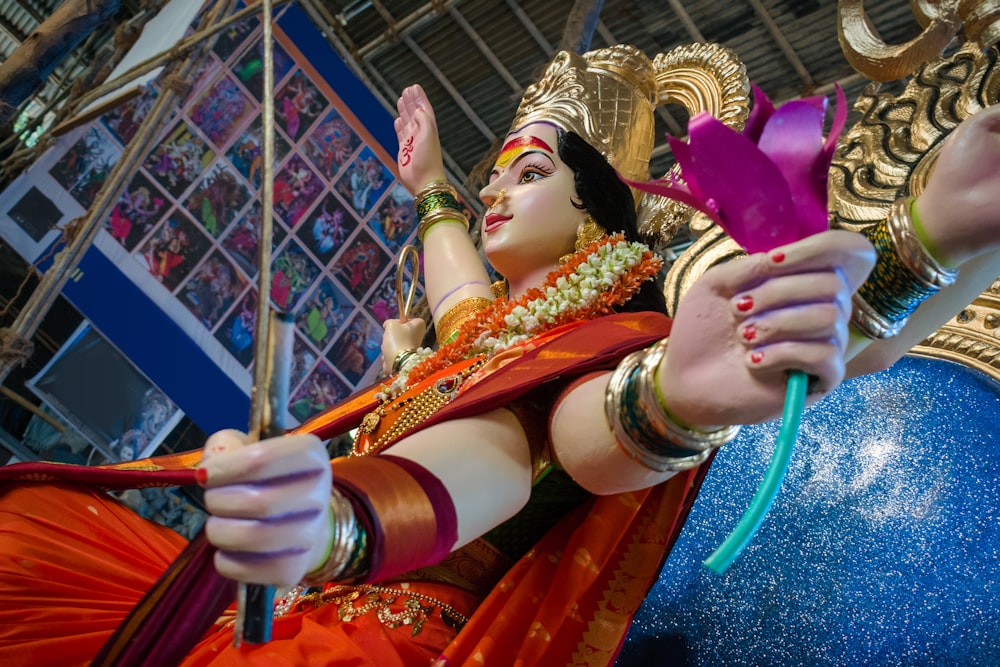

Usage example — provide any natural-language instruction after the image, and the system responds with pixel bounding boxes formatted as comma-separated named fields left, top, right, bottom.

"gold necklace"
left=354, top=357, right=486, bottom=456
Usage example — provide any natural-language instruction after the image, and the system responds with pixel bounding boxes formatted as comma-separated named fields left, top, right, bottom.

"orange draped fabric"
left=0, top=312, right=701, bottom=666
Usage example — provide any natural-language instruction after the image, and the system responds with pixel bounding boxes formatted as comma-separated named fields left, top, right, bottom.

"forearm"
left=846, top=247, right=1000, bottom=376
left=422, top=221, right=494, bottom=327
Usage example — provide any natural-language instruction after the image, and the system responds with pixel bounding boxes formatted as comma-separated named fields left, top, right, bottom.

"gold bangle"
left=417, top=207, right=469, bottom=242
left=604, top=340, right=740, bottom=472
left=414, top=179, right=458, bottom=203
left=435, top=296, right=493, bottom=344
left=852, top=197, right=960, bottom=339
left=301, top=488, right=363, bottom=586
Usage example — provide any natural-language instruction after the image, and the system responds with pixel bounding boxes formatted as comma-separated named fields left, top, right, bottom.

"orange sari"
left=0, top=312, right=705, bottom=666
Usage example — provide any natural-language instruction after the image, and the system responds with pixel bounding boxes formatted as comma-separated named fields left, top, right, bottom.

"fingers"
left=201, top=433, right=328, bottom=488
left=730, top=271, right=850, bottom=320
left=707, top=229, right=875, bottom=297
left=200, top=432, right=333, bottom=586
left=738, top=301, right=846, bottom=349
left=213, top=543, right=315, bottom=586
left=743, top=338, right=846, bottom=397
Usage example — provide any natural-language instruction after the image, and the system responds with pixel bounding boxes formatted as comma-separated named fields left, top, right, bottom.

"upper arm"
left=548, top=372, right=677, bottom=495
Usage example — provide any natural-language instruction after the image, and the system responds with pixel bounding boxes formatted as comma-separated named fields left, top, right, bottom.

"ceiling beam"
left=446, top=4, right=522, bottom=95
left=559, top=0, right=604, bottom=53
left=746, top=0, right=815, bottom=88
left=503, top=0, right=554, bottom=57
left=403, top=33, right=498, bottom=143
left=356, top=1, right=458, bottom=60
left=666, top=0, right=706, bottom=42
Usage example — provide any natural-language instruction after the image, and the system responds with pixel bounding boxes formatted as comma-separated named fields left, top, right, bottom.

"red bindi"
left=736, top=295, right=754, bottom=312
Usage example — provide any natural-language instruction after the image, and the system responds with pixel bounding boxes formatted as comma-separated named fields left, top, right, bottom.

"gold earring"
left=560, top=216, right=608, bottom=263
left=574, top=216, right=607, bottom=251
left=491, top=189, right=506, bottom=209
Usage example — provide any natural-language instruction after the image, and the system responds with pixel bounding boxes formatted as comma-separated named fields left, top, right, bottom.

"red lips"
left=484, top=212, right=511, bottom=233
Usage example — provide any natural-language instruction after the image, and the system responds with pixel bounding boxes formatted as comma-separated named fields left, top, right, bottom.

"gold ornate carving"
left=828, top=42, right=1000, bottom=381
left=910, top=278, right=1000, bottom=379
left=509, top=43, right=750, bottom=247
left=641, top=43, right=751, bottom=245
left=662, top=40, right=1000, bottom=382
left=837, top=0, right=1000, bottom=82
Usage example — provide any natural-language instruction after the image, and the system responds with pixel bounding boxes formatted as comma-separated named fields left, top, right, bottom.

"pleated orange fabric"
left=0, top=483, right=187, bottom=666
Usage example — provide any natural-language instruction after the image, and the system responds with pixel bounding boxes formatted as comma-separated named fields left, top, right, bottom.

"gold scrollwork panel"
left=663, top=42, right=1000, bottom=381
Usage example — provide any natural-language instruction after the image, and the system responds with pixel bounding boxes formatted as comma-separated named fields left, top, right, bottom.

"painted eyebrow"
left=494, top=135, right=555, bottom=169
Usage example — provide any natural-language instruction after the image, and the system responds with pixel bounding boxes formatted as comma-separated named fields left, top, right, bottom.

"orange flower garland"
left=403, top=234, right=662, bottom=388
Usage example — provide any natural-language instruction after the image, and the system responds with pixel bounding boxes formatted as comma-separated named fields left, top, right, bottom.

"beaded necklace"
left=386, top=234, right=661, bottom=398
left=355, top=235, right=661, bottom=457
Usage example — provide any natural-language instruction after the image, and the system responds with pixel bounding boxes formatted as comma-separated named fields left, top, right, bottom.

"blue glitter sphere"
left=618, top=356, right=1000, bottom=666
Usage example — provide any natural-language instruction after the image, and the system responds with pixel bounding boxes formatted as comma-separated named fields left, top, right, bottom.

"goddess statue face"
left=479, top=122, right=588, bottom=279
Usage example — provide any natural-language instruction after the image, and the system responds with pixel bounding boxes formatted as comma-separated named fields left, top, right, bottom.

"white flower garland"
left=378, top=238, right=652, bottom=400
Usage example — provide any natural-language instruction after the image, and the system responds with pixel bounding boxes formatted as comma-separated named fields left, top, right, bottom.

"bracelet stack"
left=302, top=487, right=369, bottom=586
left=605, top=339, right=741, bottom=472
left=414, top=180, right=469, bottom=242
left=390, top=348, right=419, bottom=375
left=852, top=197, right=959, bottom=339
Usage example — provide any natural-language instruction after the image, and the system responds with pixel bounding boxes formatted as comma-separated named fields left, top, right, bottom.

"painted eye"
left=519, top=170, right=544, bottom=184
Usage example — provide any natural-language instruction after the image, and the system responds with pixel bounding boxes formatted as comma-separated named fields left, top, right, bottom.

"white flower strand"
left=479, top=239, right=648, bottom=355
left=379, top=239, right=651, bottom=400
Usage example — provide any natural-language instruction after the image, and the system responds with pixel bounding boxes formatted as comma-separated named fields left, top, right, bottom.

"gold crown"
left=510, top=43, right=751, bottom=245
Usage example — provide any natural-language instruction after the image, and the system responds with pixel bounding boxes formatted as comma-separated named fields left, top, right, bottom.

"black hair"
left=556, top=129, right=667, bottom=315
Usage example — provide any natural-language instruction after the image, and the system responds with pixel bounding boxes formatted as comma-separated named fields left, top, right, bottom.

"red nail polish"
left=736, top=295, right=754, bottom=312
left=750, top=351, right=764, bottom=364
left=742, top=324, right=757, bottom=341
left=771, top=251, right=785, bottom=263
left=195, top=468, right=208, bottom=486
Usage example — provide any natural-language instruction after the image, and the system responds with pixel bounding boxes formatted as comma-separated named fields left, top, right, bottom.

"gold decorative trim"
left=662, top=41, right=1000, bottom=382
left=829, top=42, right=1000, bottom=382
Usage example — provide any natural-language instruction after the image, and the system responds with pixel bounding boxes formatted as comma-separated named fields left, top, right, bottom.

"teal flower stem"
left=702, top=370, right=808, bottom=574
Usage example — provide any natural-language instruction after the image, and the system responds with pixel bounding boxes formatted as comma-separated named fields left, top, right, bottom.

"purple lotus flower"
left=627, top=85, right=846, bottom=253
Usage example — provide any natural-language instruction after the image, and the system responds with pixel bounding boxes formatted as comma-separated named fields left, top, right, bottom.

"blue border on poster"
left=52, top=7, right=397, bottom=436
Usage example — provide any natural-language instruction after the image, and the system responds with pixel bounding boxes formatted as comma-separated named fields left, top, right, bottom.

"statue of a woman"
left=1, top=44, right=998, bottom=666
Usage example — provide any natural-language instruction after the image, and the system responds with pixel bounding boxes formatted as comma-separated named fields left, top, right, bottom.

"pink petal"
left=743, top=85, right=775, bottom=144
left=821, top=85, right=847, bottom=165
left=757, top=101, right=828, bottom=238
left=686, top=113, right=798, bottom=253
left=622, top=175, right=722, bottom=224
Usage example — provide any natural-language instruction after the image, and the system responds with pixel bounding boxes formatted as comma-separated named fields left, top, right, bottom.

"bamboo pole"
left=0, top=0, right=240, bottom=384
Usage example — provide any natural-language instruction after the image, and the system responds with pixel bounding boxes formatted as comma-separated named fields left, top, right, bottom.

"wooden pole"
left=558, top=0, right=605, bottom=54
left=0, top=0, right=121, bottom=126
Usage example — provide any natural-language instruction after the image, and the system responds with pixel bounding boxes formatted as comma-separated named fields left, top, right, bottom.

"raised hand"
left=199, top=430, right=333, bottom=586
left=394, top=84, right=447, bottom=194
left=660, top=230, right=876, bottom=428
left=916, top=104, right=1000, bottom=266
left=381, top=316, right=427, bottom=374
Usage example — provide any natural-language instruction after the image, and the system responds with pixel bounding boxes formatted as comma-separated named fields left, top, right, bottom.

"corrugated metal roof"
left=0, top=0, right=930, bottom=189
left=315, top=0, right=924, bottom=188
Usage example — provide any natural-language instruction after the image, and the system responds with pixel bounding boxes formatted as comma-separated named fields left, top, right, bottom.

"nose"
left=481, top=187, right=507, bottom=211
left=480, top=180, right=503, bottom=208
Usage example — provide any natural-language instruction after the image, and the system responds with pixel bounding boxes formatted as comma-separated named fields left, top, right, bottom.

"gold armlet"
left=435, top=296, right=493, bottom=345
